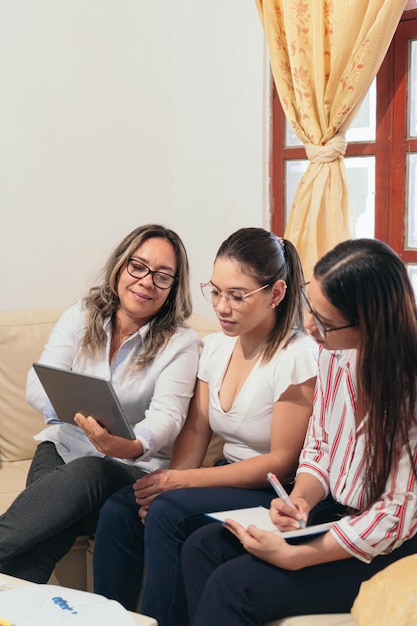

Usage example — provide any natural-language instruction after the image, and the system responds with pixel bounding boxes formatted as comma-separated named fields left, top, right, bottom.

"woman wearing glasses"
left=0, top=224, right=200, bottom=584
left=181, top=238, right=417, bottom=625
left=93, top=227, right=318, bottom=624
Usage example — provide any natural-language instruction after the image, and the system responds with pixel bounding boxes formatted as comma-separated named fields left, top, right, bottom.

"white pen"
left=267, top=472, right=306, bottom=528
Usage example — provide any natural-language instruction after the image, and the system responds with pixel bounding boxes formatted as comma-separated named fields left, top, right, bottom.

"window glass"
left=345, top=156, right=375, bottom=238
left=284, top=160, right=308, bottom=222
left=407, top=264, right=417, bottom=298
left=407, top=153, right=417, bottom=247
left=345, top=80, right=376, bottom=143
left=409, top=40, right=417, bottom=138
left=285, top=125, right=303, bottom=148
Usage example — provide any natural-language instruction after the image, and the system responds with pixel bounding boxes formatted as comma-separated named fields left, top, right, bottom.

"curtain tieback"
left=305, top=133, right=347, bottom=163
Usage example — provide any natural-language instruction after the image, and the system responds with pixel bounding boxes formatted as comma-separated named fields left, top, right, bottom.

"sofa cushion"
left=188, top=313, right=220, bottom=338
left=0, top=308, right=64, bottom=462
left=0, top=459, right=33, bottom=511
left=351, top=554, right=417, bottom=625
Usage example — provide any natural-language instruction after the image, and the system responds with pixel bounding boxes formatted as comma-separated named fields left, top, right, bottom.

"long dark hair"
left=81, top=224, right=192, bottom=370
left=215, top=227, right=306, bottom=363
left=314, top=238, right=417, bottom=508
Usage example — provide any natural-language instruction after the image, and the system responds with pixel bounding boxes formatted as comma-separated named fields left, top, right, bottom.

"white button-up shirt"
left=27, top=301, right=201, bottom=472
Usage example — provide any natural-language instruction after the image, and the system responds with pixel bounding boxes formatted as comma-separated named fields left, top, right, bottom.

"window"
left=270, top=8, right=417, bottom=288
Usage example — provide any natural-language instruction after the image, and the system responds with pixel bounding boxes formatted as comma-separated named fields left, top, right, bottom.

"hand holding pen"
left=267, top=472, right=306, bottom=529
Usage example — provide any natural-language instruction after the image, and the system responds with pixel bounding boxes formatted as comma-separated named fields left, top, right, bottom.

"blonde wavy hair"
left=80, top=224, right=192, bottom=371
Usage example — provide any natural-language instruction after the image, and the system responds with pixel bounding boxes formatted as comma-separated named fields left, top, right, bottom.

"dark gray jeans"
left=0, top=441, right=144, bottom=583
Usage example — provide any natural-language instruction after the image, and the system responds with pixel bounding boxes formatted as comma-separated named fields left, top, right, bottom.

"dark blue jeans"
left=139, top=486, right=276, bottom=626
left=93, top=484, right=145, bottom=610
left=182, top=519, right=417, bottom=626
left=0, top=441, right=143, bottom=583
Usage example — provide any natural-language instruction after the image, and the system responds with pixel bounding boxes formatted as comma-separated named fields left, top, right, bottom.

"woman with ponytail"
left=93, top=227, right=318, bottom=625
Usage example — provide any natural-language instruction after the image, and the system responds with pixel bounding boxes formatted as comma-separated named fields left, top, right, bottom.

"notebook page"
left=206, top=506, right=335, bottom=538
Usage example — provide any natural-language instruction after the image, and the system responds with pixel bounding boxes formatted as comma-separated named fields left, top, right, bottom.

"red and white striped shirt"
left=298, top=348, right=417, bottom=563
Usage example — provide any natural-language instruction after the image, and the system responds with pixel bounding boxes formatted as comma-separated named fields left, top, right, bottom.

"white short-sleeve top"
left=198, top=332, right=318, bottom=463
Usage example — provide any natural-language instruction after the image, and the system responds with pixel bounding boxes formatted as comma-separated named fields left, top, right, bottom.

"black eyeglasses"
left=301, top=285, right=356, bottom=339
left=127, top=258, right=177, bottom=290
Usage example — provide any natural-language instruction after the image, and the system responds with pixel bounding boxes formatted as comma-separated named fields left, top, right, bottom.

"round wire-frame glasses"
left=200, top=282, right=269, bottom=310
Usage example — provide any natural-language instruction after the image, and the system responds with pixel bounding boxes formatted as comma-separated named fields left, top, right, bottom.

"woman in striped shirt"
left=181, top=238, right=417, bottom=625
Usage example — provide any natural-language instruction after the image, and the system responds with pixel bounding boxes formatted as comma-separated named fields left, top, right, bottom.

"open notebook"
left=206, top=506, right=335, bottom=539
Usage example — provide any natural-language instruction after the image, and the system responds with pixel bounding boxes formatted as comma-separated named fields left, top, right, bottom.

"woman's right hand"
left=269, top=495, right=309, bottom=531
left=133, top=469, right=186, bottom=506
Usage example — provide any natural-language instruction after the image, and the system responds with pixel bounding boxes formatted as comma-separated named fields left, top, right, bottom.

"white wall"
left=0, top=0, right=268, bottom=316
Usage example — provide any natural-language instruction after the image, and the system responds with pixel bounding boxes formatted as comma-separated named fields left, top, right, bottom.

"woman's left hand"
left=138, top=505, right=149, bottom=525
left=74, top=413, right=143, bottom=459
left=224, top=518, right=296, bottom=569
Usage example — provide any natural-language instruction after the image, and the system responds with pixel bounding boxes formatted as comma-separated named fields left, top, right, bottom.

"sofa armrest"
left=0, top=307, right=65, bottom=461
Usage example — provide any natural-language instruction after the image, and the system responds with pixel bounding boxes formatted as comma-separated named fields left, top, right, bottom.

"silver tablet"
left=32, top=362, right=136, bottom=440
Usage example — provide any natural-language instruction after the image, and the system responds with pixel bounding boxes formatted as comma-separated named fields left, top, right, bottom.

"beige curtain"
left=256, top=0, right=407, bottom=279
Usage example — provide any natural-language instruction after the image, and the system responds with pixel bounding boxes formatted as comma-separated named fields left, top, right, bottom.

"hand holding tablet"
left=33, top=363, right=135, bottom=440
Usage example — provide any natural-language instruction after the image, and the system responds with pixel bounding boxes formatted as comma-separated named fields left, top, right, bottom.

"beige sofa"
left=0, top=307, right=355, bottom=625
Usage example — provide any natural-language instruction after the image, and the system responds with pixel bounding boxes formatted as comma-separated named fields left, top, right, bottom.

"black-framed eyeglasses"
left=200, top=281, right=269, bottom=310
left=301, top=284, right=356, bottom=339
left=127, top=257, right=177, bottom=290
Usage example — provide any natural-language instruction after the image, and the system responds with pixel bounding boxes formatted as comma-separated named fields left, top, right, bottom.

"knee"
left=97, top=486, right=143, bottom=539
left=181, top=529, right=198, bottom=571
left=99, top=494, right=119, bottom=520
left=100, top=486, right=135, bottom=523
left=62, top=455, right=106, bottom=479
left=182, top=523, right=221, bottom=568
left=63, top=456, right=124, bottom=486
left=145, top=490, right=188, bottom=539
left=146, top=491, right=181, bottom=522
